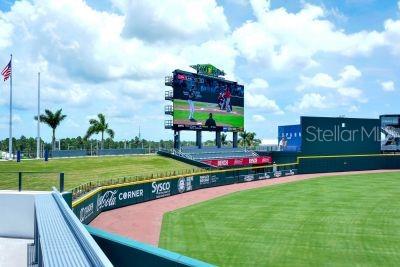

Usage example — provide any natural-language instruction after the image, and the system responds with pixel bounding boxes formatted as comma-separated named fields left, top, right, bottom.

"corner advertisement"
left=73, top=168, right=298, bottom=224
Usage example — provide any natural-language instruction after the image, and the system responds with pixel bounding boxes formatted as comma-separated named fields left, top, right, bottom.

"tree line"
left=1, top=108, right=262, bottom=155
left=0, top=136, right=177, bottom=157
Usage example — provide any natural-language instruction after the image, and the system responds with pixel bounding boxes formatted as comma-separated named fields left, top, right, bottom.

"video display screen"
left=278, top=124, right=302, bottom=152
left=381, top=115, right=400, bottom=151
left=172, top=70, right=244, bottom=131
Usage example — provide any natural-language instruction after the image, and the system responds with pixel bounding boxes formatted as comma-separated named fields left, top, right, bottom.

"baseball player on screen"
left=224, top=86, right=232, bottom=112
left=188, top=86, right=196, bottom=122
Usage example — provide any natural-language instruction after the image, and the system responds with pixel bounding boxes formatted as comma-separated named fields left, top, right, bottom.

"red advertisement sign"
left=202, top=156, right=272, bottom=167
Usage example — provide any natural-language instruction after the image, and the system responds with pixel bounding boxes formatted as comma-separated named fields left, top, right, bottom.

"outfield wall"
left=300, top=116, right=381, bottom=155
left=298, top=154, right=400, bottom=173
left=73, top=165, right=297, bottom=225
left=86, top=225, right=213, bottom=267
left=257, top=151, right=301, bottom=164
left=72, top=154, right=400, bottom=225
left=68, top=153, right=400, bottom=266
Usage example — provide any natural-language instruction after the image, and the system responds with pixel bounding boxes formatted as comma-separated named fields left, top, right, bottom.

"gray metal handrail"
left=33, top=189, right=112, bottom=266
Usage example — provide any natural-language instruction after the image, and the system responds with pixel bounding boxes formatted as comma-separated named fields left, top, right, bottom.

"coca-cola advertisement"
left=202, top=156, right=272, bottom=167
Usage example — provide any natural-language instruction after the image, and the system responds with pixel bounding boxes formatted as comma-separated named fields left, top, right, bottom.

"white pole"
left=36, top=72, right=41, bottom=158
left=8, top=54, right=12, bottom=160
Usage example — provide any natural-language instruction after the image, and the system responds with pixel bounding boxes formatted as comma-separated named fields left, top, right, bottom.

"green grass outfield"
left=173, top=99, right=244, bottom=129
left=0, top=155, right=198, bottom=191
left=159, top=172, right=400, bottom=266
left=174, top=110, right=244, bottom=128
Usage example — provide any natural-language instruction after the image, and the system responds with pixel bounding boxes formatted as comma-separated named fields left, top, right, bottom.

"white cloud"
left=252, top=114, right=266, bottom=122
left=0, top=0, right=235, bottom=86
left=232, top=1, right=385, bottom=70
left=297, top=65, right=364, bottom=101
left=297, top=93, right=327, bottom=110
left=1, top=0, right=400, bottom=141
left=336, top=87, right=362, bottom=98
left=348, top=105, right=359, bottom=112
left=244, top=77, right=283, bottom=115
left=247, top=78, right=269, bottom=93
left=114, top=0, right=230, bottom=43
left=381, top=81, right=395, bottom=91
left=339, top=65, right=362, bottom=82
left=0, top=115, right=22, bottom=130
left=287, top=93, right=328, bottom=111
left=297, top=73, right=338, bottom=90
left=42, top=85, right=89, bottom=107
left=178, top=40, right=238, bottom=80
left=245, top=92, right=283, bottom=114
left=0, top=12, right=12, bottom=50
left=0, top=0, right=238, bottom=130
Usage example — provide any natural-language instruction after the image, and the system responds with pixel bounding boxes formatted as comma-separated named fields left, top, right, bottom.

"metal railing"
left=32, top=189, right=112, bottom=266
left=70, top=162, right=298, bottom=201
left=0, top=171, right=65, bottom=192
left=164, top=105, right=173, bottom=115
left=164, top=76, right=173, bottom=86
left=172, top=148, right=194, bottom=160
left=164, top=120, right=173, bottom=129
left=70, top=166, right=209, bottom=200
left=164, top=90, right=173, bottom=99
left=255, top=145, right=279, bottom=152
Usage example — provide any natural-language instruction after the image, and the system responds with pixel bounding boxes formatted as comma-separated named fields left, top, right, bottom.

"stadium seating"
left=178, top=146, right=258, bottom=160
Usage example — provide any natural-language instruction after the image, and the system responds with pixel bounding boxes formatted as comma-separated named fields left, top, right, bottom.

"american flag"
left=1, top=59, right=11, bottom=81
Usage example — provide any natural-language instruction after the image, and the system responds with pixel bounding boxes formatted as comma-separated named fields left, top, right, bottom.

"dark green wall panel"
left=301, top=116, right=380, bottom=155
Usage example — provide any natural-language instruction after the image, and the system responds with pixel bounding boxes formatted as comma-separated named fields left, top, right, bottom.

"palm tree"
left=239, top=131, right=256, bottom=149
left=247, top=132, right=256, bottom=148
left=221, top=133, right=228, bottom=146
left=35, top=109, right=67, bottom=150
left=239, top=131, right=249, bottom=149
left=84, top=113, right=115, bottom=149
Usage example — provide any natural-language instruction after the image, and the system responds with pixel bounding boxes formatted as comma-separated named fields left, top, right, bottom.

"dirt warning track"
left=90, top=170, right=398, bottom=246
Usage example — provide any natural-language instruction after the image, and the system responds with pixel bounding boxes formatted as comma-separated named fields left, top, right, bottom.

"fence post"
left=18, top=172, right=22, bottom=191
left=59, top=173, right=65, bottom=192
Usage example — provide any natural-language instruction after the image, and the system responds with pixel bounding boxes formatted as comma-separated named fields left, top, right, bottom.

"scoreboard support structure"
left=196, top=130, right=202, bottom=148
left=165, top=64, right=243, bottom=151
left=233, top=132, right=238, bottom=148
left=216, top=131, right=221, bottom=148
left=174, top=130, right=180, bottom=149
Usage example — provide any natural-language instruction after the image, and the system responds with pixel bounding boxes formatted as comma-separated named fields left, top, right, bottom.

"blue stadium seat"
left=179, top=147, right=258, bottom=160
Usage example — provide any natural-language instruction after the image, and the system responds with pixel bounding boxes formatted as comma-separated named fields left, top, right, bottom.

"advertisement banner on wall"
left=73, top=168, right=298, bottom=225
left=202, top=156, right=272, bottom=167
left=278, top=124, right=302, bottom=152
left=381, top=115, right=400, bottom=151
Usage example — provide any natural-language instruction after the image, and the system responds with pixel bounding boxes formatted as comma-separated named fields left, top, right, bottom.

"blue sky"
left=0, top=0, right=399, bottom=144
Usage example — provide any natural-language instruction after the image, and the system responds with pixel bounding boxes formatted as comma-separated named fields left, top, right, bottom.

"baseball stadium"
left=1, top=62, right=400, bottom=267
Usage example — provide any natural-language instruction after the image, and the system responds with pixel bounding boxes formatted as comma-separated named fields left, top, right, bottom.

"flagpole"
left=36, top=72, right=41, bottom=159
left=8, top=54, right=12, bottom=160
